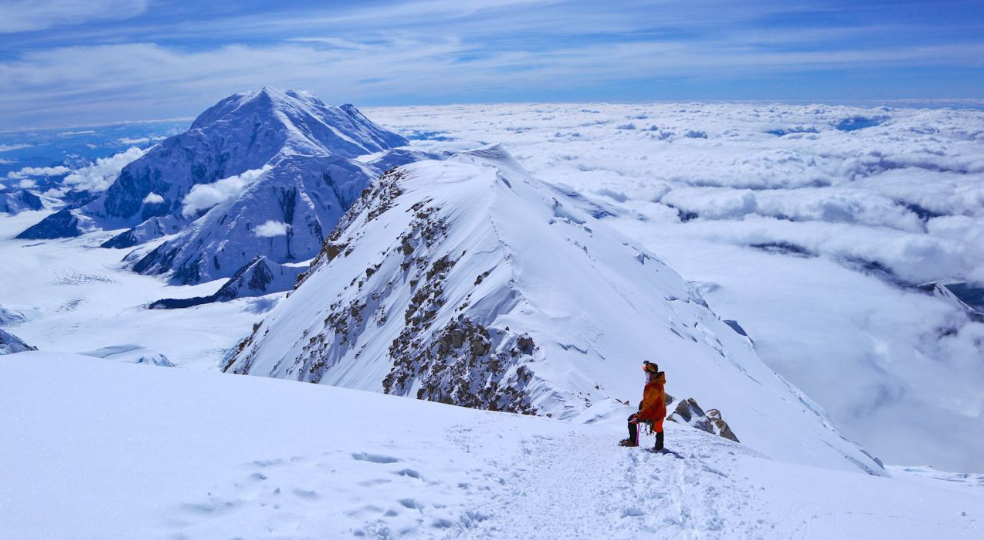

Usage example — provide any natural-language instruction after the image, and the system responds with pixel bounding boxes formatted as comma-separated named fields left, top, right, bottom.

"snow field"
left=0, top=211, right=267, bottom=369
left=1, top=353, right=980, bottom=540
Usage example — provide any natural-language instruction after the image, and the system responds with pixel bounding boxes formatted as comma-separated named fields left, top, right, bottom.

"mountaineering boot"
left=621, top=418, right=639, bottom=447
left=654, top=431, right=664, bottom=451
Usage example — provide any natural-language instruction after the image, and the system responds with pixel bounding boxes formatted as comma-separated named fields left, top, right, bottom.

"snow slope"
left=0, top=210, right=266, bottom=369
left=0, top=188, right=43, bottom=214
left=0, top=328, right=34, bottom=354
left=229, top=146, right=883, bottom=475
left=149, top=256, right=307, bottom=309
left=366, top=102, right=984, bottom=472
left=1, top=352, right=980, bottom=540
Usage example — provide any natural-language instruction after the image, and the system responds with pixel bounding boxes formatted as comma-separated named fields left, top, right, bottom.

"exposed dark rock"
left=921, top=281, right=984, bottom=323
left=16, top=208, right=81, bottom=239
left=101, top=229, right=141, bottom=249
left=749, top=242, right=813, bottom=257
left=841, top=257, right=910, bottom=288
left=516, top=334, right=536, bottom=355
left=149, top=256, right=303, bottom=309
left=668, top=397, right=740, bottom=443
left=474, top=270, right=492, bottom=285
left=0, top=189, right=43, bottom=214
left=723, top=320, right=752, bottom=341
left=385, top=315, right=537, bottom=414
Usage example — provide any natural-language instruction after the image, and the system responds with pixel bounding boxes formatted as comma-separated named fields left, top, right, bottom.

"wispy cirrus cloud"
left=0, top=0, right=151, bottom=34
left=0, top=0, right=981, bottom=129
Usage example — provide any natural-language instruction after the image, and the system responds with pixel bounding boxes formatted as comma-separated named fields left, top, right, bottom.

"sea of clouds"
left=368, top=102, right=984, bottom=472
left=1, top=101, right=981, bottom=472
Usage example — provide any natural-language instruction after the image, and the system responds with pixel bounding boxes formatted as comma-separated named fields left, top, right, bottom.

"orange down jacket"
left=637, top=372, right=666, bottom=422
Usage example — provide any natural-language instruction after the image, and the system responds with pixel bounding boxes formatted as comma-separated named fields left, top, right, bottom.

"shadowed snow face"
left=365, top=102, right=984, bottom=472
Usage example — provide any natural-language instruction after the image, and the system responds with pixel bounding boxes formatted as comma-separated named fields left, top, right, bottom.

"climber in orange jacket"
left=620, top=361, right=666, bottom=450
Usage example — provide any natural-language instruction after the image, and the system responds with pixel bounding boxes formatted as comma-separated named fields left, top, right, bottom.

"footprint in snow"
left=351, top=452, right=401, bottom=464
left=250, top=458, right=285, bottom=468
left=180, top=499, right=240, bottom=516
left=292, top=488, right=319, bottom=500
left=395, top=468, right=422, bottom=479
left=622, top=507, right=645, bottom=518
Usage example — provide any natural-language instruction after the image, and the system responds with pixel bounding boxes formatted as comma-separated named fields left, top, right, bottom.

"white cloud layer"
left=0, top=0, right=981, bottom=130
left=254, top=220, right=290, bottom=237
left=119, top=137, right=150, bottom=145
left=181, top=166, right=269, bottom=218
left=63, top=146, right=146, bottom=192
left=0, top=144, right=32, bottom=152
left=142, top=192, right=164, bottom=204
left=367, top=102, right=984, bottom=472
left=0, top=0, right=150, bottom=34
left=6, top=165, right=70, bottom=180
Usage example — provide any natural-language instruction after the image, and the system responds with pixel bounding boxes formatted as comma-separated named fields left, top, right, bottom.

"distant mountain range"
left=20, top=87, right=428, bottom=292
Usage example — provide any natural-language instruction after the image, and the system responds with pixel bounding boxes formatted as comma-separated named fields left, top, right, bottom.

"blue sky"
left=0, top=0, right=982, bottom=130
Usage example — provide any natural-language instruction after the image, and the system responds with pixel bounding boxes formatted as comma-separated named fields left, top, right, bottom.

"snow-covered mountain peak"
left=186, top=86, right=403, bottom=160
left=21, top=88, right=409, bottom=236
left=228, top=149, right=884, bottom=475
left=18, top=88, right=416, bottom=286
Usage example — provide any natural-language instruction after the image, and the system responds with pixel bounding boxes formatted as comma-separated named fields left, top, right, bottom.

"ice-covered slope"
left=2, top=353, right=979, bottom=540
left=0, top=189, right=43, bottom=214
left=148, top=256, right=306, bottom=309
left=228, top=146, right=883, bottom=474
left=19, top=88, right=411, bottom=285
left=0, top=304, right=26, bottom=326
left=0, top=328, right=35, bottom=354
left=129, top=154, right=378, bottom=284
left=367, top=103, right=984, bottom=472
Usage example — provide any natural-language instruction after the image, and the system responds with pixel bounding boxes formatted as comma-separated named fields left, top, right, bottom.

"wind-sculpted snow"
left=22, top=87, right=411, bottom=285
left=229, top=146, right=883, bottom=475
left=366, top=102, right=984, bottom=472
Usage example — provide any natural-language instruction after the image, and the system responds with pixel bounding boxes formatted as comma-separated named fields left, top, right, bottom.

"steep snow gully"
left=1, top=354, right=979, bottom=540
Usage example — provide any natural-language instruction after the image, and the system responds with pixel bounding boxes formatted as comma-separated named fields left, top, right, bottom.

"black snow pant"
left=628, top=414, right=664, bottom=449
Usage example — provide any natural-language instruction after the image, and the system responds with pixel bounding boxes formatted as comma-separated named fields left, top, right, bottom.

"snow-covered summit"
left=18, top=88, right=414, bottom=285
left=98, top=86, right=406, bottom=228
left=186, top=87, right=406, bottom=161
left=228, top=146, right=883, bottom=474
